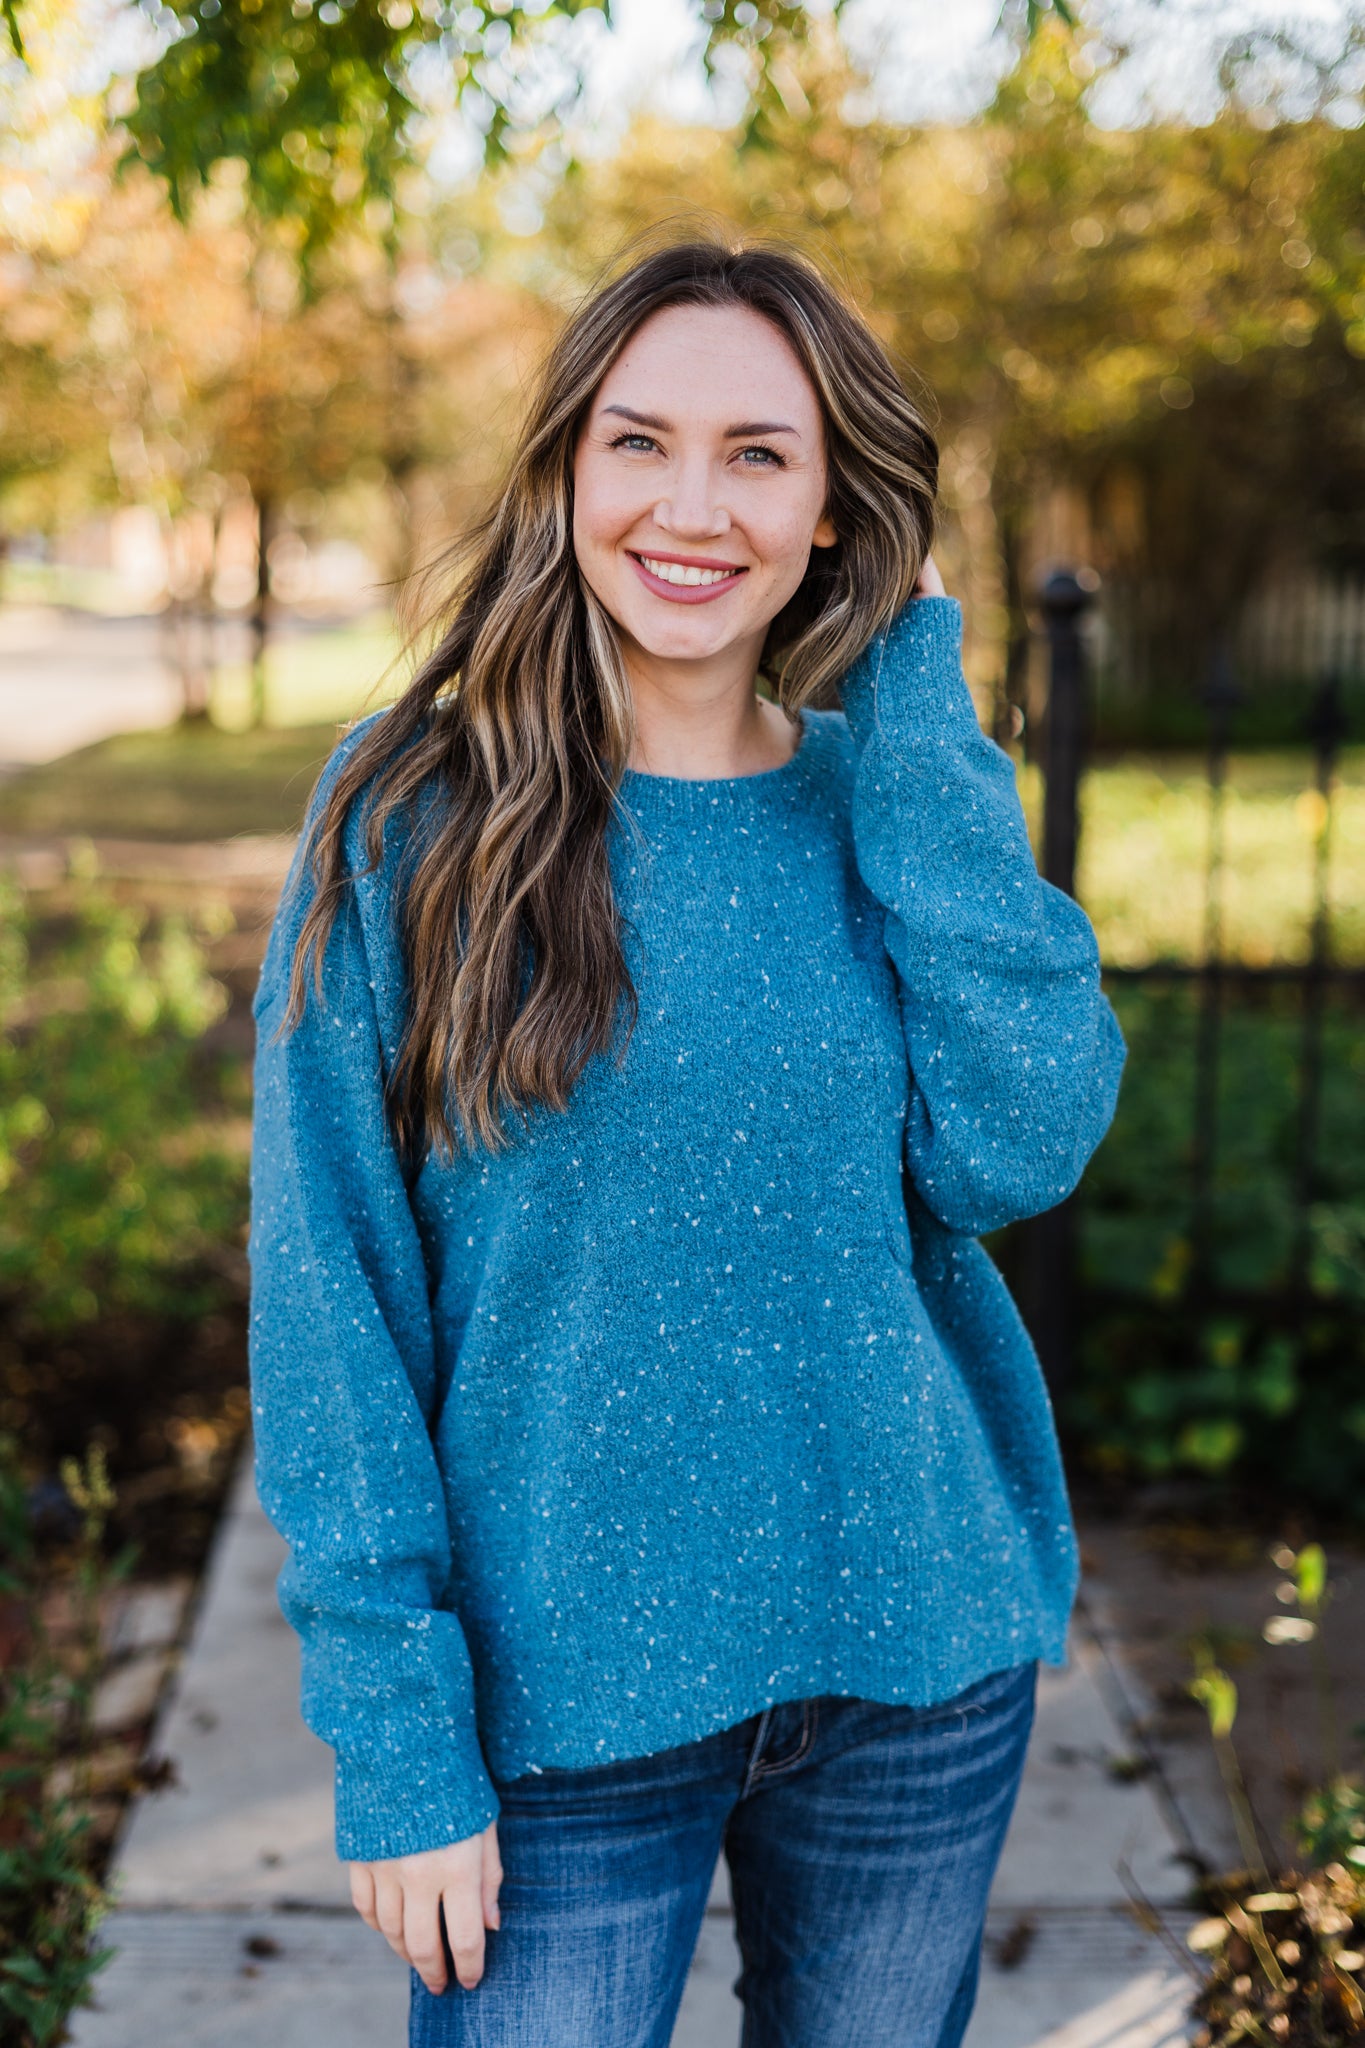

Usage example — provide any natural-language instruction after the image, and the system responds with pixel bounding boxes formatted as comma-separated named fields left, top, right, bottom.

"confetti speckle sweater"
left=248, top=594, right=1126, bottom=1864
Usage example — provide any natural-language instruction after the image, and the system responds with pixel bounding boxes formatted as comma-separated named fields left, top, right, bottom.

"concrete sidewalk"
left=0, top=608, right=184, bottom=769
left=73, top=1447, right=1210, bottom=2048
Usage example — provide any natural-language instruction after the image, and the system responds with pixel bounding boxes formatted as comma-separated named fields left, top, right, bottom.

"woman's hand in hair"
left=349, top=1819, right=503, bottom=1995
left=915, top=552, right=947, bottom=598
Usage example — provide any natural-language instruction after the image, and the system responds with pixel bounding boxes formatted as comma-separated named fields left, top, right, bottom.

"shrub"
left=0, top=1436, right=128, bottom=2047
left=0, top=863, right=249, bottom=1332
left=1045, top=980, right=1365, bottom=1513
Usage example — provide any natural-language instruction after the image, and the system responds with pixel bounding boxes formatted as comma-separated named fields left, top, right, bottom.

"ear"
left=811, top=510, right=838, bottom=549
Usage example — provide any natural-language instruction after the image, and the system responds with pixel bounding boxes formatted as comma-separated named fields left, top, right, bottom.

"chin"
left=628, top=616, right=742, bottom=660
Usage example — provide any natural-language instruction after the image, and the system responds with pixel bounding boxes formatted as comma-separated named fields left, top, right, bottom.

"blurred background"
left=1, top=1, right=1364, bottom=2036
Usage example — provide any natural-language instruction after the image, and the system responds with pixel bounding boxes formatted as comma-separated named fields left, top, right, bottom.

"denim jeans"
left=409, top=1658, right=1037, bottom=2048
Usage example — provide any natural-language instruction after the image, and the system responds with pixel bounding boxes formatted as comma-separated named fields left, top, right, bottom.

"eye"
left=607, top=431, right=659, bottom=453
left=736, top=444, right=787, bottom=468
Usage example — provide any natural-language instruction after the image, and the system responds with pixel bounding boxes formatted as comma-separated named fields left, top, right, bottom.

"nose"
left=653, top=452, right=731, bottom=540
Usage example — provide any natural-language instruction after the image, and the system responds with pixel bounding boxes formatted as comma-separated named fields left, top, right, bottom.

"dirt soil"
left=3, top=836, right=276, bottom=1577
left=4, top=1301, right=250, bottom=1576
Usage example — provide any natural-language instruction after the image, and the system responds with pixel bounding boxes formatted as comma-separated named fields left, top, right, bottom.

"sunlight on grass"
left=210, top=613, right=406, bottom=730
left=0, top=726, right=344, bottom=840
left=1018, top=753, right=1365, bottom=967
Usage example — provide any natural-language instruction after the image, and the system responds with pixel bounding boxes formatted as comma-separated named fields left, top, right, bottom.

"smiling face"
left=571, top=301, right=838, bottom=683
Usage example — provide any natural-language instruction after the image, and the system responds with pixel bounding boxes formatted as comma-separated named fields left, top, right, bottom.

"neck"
left=621, top=634, right=800, bottom=780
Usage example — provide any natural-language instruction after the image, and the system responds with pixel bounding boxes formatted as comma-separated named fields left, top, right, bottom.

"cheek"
left=571, top=466, right=632, bottom=617
left=572, top=458, right=637, bottom=557
left=745, top=457, right=828, bottom=543
left=753, top=491, right=830, bottom=578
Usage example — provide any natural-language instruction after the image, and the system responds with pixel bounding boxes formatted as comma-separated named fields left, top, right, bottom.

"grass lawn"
left=0, top=610, right=405, bottom=839
left=211, top=614, right=404, bottom=731
left=1016, top=750, right=1363, bottom=967
left=0, top=722, right=346, bottom=840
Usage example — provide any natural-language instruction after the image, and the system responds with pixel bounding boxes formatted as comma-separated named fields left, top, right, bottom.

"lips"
left=627, top=551, right=748, bottom=605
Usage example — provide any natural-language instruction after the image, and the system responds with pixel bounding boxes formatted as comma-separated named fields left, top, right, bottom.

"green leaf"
left=118, top=0, right=842, bottom=259
left=1175, top=1417, right=1244, bottom=1474
left=1189, top=1666, right=1239, bottom=1740
left=1295, top=1541, right=1328, bottom=1611
left=0, top=1955, right=52, bottom=1985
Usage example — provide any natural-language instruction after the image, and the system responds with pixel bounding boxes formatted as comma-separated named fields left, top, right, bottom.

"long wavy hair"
left=284, top=228, right=939, bottom=1159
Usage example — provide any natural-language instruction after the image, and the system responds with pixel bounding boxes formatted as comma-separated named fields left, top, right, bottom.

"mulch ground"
left=4, top=834, right=275, bottom=1584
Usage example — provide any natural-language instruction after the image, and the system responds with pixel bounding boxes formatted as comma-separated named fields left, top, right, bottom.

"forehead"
left=591, top=302, right=822, bottom=427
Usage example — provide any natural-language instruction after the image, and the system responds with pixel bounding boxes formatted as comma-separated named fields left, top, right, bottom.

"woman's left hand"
left=915, top=553, right=946, bottom=598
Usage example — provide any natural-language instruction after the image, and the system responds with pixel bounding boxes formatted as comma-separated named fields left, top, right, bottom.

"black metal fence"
left=1096, top=574, right=1365, bottom=735
left=1009, top=573, right=1360, bottom=1427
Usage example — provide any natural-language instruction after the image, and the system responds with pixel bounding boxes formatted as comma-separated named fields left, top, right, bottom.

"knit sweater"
left=247, top=593, right=1126, bottom=1865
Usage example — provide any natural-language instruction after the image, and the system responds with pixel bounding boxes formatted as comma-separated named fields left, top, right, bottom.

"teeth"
left=640, top=556, right=738, bottom=587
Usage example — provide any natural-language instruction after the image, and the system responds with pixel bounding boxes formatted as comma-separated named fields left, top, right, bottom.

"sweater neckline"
left=617, top=707, right=811, bottom=796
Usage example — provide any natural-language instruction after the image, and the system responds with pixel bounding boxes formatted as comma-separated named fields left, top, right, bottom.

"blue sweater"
left=248, top=594, right=1126, bottom=1864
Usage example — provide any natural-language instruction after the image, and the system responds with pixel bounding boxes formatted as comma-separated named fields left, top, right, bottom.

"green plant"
left=1263, top=1545, right=1341, bottom=1779
left=0, top=859, right=248, bottom=1332
left=1260, top=1543, right=1365, bottom=1877
left=1186, top=1864, right=1365, bottom=2046
left=1178, top=1544, right=1365, bottom=2046
left=1187, top=1639, right=1270, bottom=1887
left=0, top=1436, right=133, bottom=2046
left=1046, top=977, right=1365, bottom=1516
left=1295, top=1781, right=1365, bottom=1874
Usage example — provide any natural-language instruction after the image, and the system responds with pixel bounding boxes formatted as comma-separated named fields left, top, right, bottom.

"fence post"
left=1020, top=568, right=1096, bottom=1399
left=1289, top=671, right=1347, bottom=1302
left=1039, top=569, right=1094, bottom=897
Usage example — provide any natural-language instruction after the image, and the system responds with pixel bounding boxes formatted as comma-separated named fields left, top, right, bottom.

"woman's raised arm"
left=840, top=591, right=1126, bottom=1239
left=248, top=749, right=500, bottom=1867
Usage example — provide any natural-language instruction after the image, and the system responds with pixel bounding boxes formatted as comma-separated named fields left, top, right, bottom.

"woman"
left=248, top=232, right=1126, bottom=2048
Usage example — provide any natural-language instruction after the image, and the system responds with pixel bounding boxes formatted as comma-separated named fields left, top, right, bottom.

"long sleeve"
left=247, top=767, right=499, bottom=1863
left=840, top=593, right=1126, bottom=1238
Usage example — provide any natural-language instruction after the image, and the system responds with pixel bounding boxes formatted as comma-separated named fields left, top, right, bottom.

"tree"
left=0, top=0, right=859, bottom=261
left=19, top=159, right=518, bottom=686
left=520, top=11, right=1365, bottom=709
left=0, top=274, right=114, bottom=593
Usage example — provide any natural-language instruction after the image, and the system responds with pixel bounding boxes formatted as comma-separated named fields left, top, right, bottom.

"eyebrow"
left=601, top=403, right=800, bottom=438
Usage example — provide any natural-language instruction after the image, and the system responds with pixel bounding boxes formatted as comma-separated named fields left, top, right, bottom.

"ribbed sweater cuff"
left=334, top=1738, right=501, bottom=1864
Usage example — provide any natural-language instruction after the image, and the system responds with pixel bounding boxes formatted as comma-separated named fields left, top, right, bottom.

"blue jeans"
left=409, top=1658, right=1037, bottom=2048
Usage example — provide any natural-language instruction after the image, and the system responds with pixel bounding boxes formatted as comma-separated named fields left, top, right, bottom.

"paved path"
left=73, top=1445, right=1210, bottom=2047
left=0, top=607, right=185, bottom=768
left=0, top=603, right=346, bottom=768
